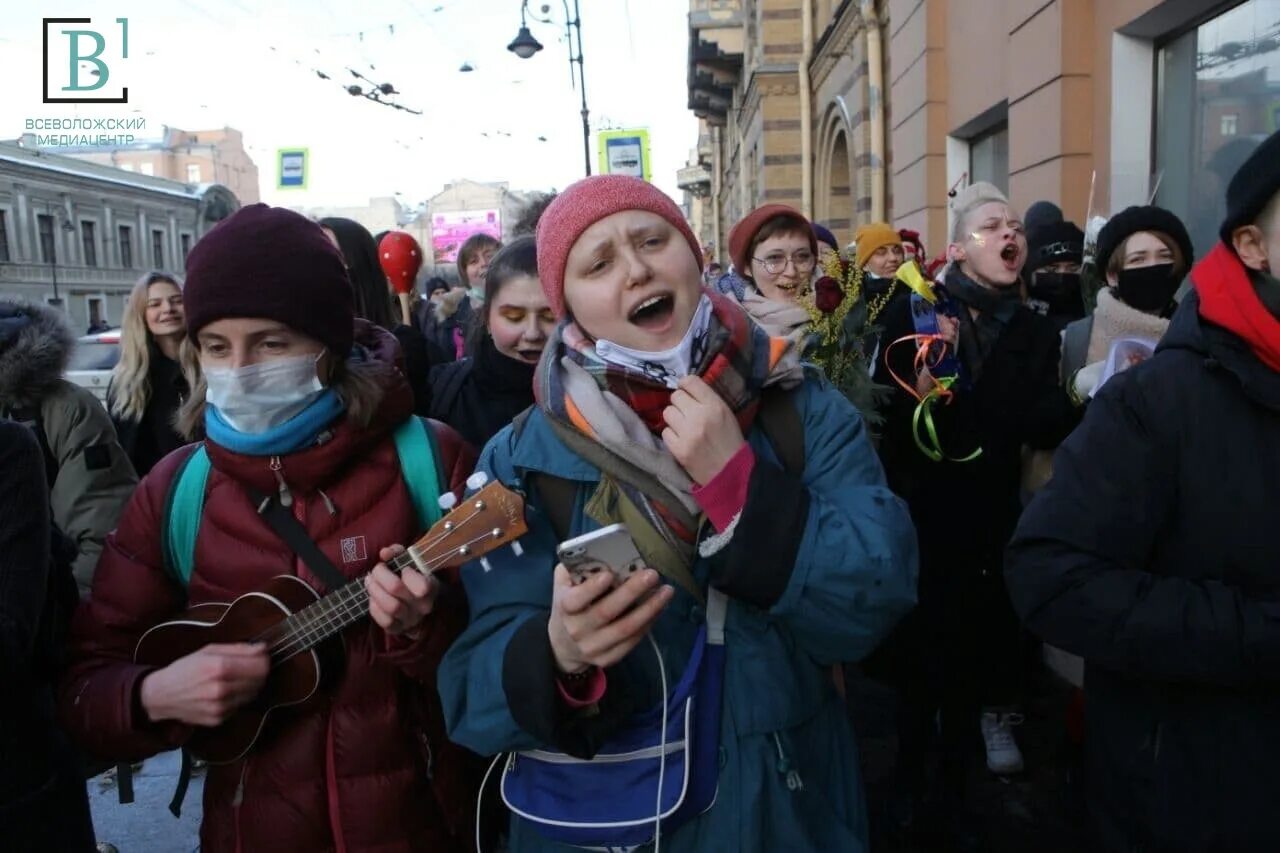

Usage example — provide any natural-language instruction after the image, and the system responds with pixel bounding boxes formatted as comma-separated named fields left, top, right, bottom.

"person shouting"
left=431, top=175, right=917, bottom=852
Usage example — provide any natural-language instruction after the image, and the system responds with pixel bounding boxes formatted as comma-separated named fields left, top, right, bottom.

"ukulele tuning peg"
left=480, top=557, right=493, bottom=573
left=466, top=472, right=489, bottom=492
left=511, top=541, right=524, bottom=557
left=438, top=492, right=458, bottom=513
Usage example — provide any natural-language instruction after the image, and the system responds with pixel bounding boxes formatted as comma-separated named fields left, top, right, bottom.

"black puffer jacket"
left=0, top=421, right=95, bottom=851
left=1006, top=291, right=1280, bottom=852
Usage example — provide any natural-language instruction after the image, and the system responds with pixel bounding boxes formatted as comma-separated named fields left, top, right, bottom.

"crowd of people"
left=2, top=125, right=1279, bottom=853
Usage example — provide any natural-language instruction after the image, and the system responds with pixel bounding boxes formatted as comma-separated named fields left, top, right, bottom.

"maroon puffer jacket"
left=58, top=324, right=482, bottom=852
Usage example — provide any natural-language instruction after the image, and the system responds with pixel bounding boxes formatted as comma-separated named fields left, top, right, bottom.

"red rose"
left=814, top=275, right=843, bottom=313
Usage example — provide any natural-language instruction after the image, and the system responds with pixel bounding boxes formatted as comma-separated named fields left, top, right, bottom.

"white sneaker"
left=980, top=710, right=1025, bottom=775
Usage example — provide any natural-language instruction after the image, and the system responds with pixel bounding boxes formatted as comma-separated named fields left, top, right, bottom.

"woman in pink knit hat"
left=429, top=175, right=918, bottom=852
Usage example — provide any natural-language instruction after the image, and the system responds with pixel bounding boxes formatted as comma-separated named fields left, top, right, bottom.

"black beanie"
left=1024, top=201, right=1064, bottom=237
left=184, top=204, right=355, bottom=357
left=1096, top=206, right=1194, bottom=273
left=1026, top=220, right=1084, bottom=274
left=1219, top=129, right=1280, bottom=244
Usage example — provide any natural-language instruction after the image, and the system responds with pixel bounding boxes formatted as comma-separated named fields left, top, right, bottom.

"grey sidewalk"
left=89, top=751, right=203, bottom=853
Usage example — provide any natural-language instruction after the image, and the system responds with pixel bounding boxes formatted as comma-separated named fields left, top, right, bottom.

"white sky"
left=1, top=0, right=699, bottom=207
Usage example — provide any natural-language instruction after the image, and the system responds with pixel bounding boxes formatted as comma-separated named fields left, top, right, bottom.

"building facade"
left=684, top=0, right=890, bottom=259
left=687, top=0, right=1273, bottom=265
left=0, top=142, right=240, bottom=332
left=290, top=196, right=415, bottom=242
left=421, top=179, right=538, bottom=279
left=28, top=126, right=261, bottom=205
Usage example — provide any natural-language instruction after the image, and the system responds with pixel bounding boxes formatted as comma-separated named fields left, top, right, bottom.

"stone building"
left=888, top=0, right=1280, bottom=261
left=0, top=141, right=240, bottom=331
left=686, top=0, right=1273, bottom=263
left=30, top=126, right=261, bottom=206
left=683, top=0, right=891, bottom=259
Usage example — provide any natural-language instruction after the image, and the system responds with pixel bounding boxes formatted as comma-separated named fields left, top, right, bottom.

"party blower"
left=379, top=231, right=425, bottom=325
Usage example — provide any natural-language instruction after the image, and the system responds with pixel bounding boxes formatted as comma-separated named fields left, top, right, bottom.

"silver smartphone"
left=556, top=524, right=646, bottom=589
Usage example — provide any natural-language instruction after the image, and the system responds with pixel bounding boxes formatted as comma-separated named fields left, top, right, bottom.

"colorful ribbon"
left=884, top=334, right=983, bottom=464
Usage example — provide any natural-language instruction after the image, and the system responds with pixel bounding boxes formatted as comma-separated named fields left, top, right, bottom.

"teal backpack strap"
left=162, top=445, right=212, bottom=588
left=392, top=417, right=444, bottom=530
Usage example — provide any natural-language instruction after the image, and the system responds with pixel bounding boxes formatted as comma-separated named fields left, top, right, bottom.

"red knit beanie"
left=184, top=204, right=355, bottom=356
left=535, top=175, right=703, bottom=318
left=727, top=204, right=816, bottom=276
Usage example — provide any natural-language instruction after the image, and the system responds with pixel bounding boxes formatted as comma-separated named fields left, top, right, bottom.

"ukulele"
left=134, top=479, right=528, bottom=764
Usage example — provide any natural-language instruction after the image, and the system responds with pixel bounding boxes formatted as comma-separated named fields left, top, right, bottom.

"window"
left=152, top=229, right=165, bottom=269
left=37, top=214, right=56, bottom=263
left=118, top=225, right=133, bottom=268
left=970, top=124, right=1010, bottom=194
left=0, top=210, right=10, bottom=262
left=186, top=163, right=202, bottom=182
left=180, top=233, right=192, bottom=267
left=139, top=162, right=154, bottom=176
left=1155, top=0, right=1280, bottom=264
left=87, top=296, right=105, bottom=327
left=81, top=220, right=97, bottom=267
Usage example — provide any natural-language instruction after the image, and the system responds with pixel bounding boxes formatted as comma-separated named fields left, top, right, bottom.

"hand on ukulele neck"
left=367, top=545, right=440, bottom=638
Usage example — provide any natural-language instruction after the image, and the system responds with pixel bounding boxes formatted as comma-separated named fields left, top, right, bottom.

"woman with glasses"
left=726, top=204, right=819, bottom=339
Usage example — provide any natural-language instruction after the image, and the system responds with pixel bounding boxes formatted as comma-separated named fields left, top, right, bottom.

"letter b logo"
left=43, top=18, right=130, bottom=103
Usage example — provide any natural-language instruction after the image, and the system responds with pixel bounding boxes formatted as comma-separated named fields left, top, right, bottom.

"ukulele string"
left=257, top=509, right=484, bottom=653
left=266, top=529, right=501, bottom=664
left=253, top=580, right=365, bottom=650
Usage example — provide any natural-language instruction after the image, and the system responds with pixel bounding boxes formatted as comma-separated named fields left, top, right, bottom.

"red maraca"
left=379, top=231, right=424, bottom=325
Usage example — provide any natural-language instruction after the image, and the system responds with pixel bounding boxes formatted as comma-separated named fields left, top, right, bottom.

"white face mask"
left=595, top=295, right=714, bottom=389
left=204, top=352, right=325, bottom=434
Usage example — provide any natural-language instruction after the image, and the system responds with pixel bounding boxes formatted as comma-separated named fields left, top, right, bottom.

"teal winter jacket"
left=437, top=373, right=918, bottom=852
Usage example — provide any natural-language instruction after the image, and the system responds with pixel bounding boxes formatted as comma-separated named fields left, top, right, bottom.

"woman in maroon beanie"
left=57, top=204, right=483, bottom=852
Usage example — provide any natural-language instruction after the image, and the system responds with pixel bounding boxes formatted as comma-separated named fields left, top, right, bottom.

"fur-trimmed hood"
left=433, top=287, right=482, bottom=325
left=434, top=287, right=468, bottom=324
left=0, top=299, right=75, bottom=410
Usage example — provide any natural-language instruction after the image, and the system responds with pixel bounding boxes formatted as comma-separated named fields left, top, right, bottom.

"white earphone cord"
left=649, top=632, right=668, bottom=853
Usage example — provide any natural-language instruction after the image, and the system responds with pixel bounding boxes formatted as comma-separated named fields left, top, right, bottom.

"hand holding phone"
left=556, top=524, right=646, bottom=590
left=548, top=525, right=674, bottom=674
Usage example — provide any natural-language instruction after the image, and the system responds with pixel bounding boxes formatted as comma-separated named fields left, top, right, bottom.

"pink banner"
left=431, top=209, right=501, bottom=263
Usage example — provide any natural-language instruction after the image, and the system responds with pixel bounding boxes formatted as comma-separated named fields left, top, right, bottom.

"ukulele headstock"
left=398, top=480, right=528, bottom=575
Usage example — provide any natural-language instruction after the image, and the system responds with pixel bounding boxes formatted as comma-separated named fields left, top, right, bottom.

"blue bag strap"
left=392, top=416, right=444, bottom=530
left=162, top=445, right=212, bottom=588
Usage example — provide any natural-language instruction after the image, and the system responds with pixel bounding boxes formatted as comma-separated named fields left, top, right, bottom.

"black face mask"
left=1116, top=263, right=1180, bottom=314
left=1028, top=272, right=1085, bottom=320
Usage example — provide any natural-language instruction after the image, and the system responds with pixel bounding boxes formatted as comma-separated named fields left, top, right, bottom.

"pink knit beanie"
left=535, top=175, right=703, bottom=318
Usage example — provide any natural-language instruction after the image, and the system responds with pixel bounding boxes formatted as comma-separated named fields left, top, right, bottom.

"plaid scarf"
left=535, top=287, right=804, bottom=543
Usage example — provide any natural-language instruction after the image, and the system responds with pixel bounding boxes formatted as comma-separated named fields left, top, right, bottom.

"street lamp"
left=39, top=199, right=76, bottom=310
left=508, top=0, right=591, bottom=176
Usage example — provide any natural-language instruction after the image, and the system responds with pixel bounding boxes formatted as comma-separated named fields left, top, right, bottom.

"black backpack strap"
left=167, top=749, right=192, bottom=817
left=249, top=489, right=348, bottom=589
left=429, top=360, right=472, bottom=422
left=528, top=473, right=578, bottom=543
left=757, top=387, right=805, bottom=475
